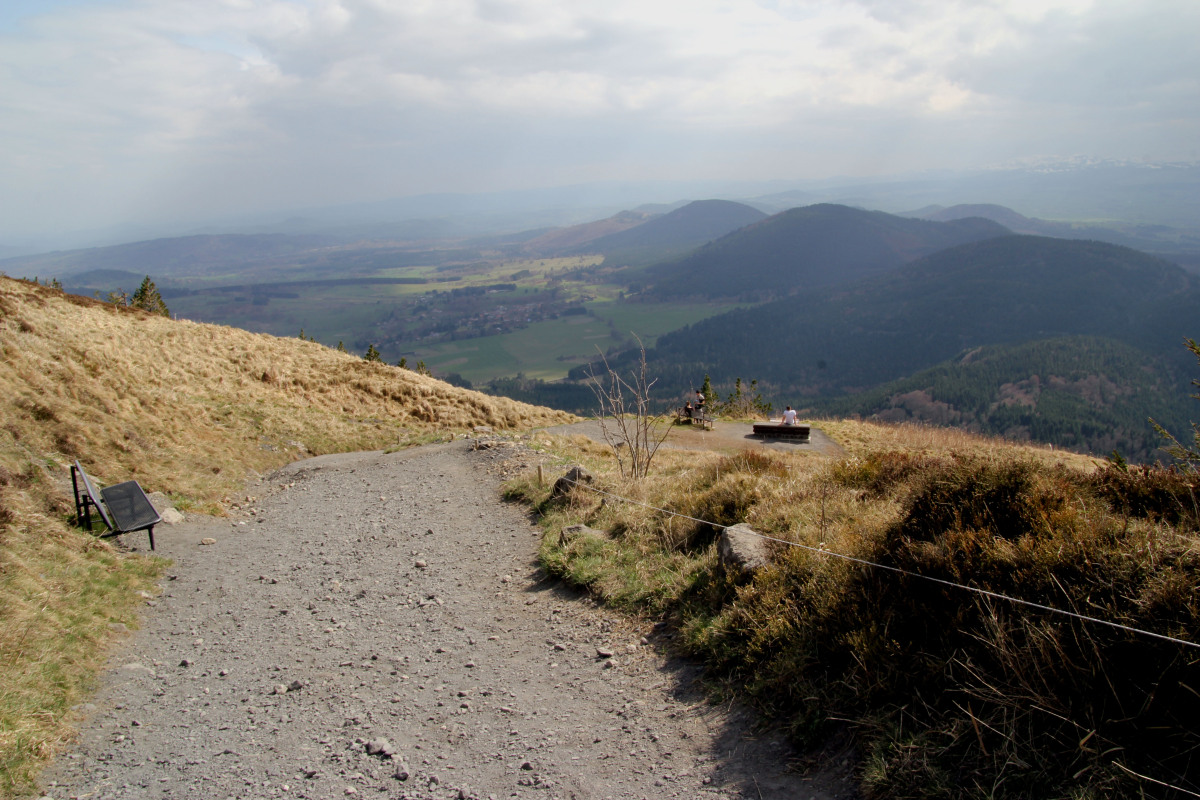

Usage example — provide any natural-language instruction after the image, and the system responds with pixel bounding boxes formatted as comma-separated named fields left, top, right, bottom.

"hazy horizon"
left=2, top=1, right=1197, bottom=244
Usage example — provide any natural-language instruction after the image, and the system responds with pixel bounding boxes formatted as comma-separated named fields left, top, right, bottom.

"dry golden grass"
left=517, top=418, right=1200, bottom=799
left=0, top=277, right=575, bottom=797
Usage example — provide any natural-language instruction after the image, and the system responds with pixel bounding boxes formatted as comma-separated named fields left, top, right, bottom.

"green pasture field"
left=414, top=299, right=747, bottom=383
left=169, top=283, right=414, bottom=344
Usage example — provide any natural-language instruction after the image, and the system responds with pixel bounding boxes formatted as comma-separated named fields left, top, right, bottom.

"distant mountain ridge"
left=910, top=203, right=1200, bottom=262
left=646, top=203, right=1011, bottom=300
left=571, top=199, right=767, bottom=259
left=0, top=233, right=340, bottom=281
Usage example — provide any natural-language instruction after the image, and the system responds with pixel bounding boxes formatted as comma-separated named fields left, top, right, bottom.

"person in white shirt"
left=781, top=406, right=798, bottom=425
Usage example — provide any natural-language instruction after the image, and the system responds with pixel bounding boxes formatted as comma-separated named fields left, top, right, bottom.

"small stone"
left=414, top=560, right=428, bottom=569
left=365, top=738, right=395, bottom=757
left=179, top=659, right=192, bottom=668
left=272, top=684, right=288, bottom=695
left=596, top=647, right=614, bottom=658
left=520, top=761, right=533, bottom=771
left=393, top=763, right=410, bottom=781
left=288, top=680, right=304, bottom=692
left=553, top=643, right=566, bottom=651
left=200, top=538, right=217, bottom=546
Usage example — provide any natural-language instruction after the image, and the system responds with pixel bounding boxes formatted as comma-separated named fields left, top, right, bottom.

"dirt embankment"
left=41, top=440, right=852, bottom=800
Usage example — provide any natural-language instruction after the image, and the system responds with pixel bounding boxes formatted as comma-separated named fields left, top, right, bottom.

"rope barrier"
left=557, top=475, right=1200, bottom=650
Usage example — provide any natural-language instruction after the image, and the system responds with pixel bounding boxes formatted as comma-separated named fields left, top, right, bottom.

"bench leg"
left=147, top=525, right=156, bottom=551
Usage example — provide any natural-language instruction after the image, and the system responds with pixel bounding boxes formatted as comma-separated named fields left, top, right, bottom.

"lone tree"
left=131, top=276, right=169, bottom=316
left=363, top=344, right=383, bottom=363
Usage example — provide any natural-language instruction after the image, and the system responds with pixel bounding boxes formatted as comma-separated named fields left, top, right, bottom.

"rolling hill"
left=645, top=203, right=1010, bottom=300
left=571, top=235, right=1200, bottom=457
left=516, top=209, right=658, bottom=254
left=569, top=199, right=768, bottom=266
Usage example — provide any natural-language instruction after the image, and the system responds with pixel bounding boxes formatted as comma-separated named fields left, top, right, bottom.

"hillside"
left=0, top=276, right=572, bottom=793
left=518, top=209, right=657, bottom=254
left=813, top=337, right=1191, bottom=461
left=570, top=199, right=767, bottom=265
left=570, top=236, right=1199, bottom=457
left=645, top=203, right=1010, bottom=300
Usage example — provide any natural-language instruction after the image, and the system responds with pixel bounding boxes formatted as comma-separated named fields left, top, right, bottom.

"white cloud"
left=0, top=0, right=1194, bottom=237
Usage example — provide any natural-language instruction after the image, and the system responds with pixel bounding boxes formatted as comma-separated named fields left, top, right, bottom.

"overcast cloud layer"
left=1, top=0, right=1196, bottom=240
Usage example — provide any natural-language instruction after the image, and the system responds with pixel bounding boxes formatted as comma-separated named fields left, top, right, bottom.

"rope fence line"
left=557, top=475, right=1200, bottom=651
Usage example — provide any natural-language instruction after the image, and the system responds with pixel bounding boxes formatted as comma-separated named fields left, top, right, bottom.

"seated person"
left=683, top=401, right=694, bottom=419
left=781, top=405, right=798, bottom=425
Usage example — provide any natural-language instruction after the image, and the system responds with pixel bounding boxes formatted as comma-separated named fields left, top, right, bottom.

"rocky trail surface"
left=42, top=440, right=851, bottom=800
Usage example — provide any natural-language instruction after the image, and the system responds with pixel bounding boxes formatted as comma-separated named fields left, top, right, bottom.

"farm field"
left=414, top=299, right=748, bottom=382
left=165, top=255, right=609, bottom=349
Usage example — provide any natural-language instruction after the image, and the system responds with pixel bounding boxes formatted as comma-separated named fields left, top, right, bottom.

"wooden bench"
left=71, top=460, right=162, bottom=550
left=752, top=422, right=811, bottom=442
left=676, top=406, right=715, bottom=431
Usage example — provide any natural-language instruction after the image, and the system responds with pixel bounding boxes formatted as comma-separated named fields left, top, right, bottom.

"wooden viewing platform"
left=752, top=422, right=811, bottom=442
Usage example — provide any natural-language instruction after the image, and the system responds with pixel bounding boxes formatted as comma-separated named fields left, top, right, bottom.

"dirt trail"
left=42, top=440, right=852, bottom=800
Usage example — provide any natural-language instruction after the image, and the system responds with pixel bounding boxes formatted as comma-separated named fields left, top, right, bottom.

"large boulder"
left=718, top=523, right=771, bottom=577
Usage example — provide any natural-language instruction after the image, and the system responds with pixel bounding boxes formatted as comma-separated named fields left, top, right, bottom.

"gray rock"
left=160, top=507, right=185, bottom=525
left=146, top=491, right=174, bottom=514
left=558, top=523, right=607, bottom=547
left=365, top=738, right=395, bottom=757
left=551, top=466, right=593, bottom=502
left=718, top=523, right=771, bottom=577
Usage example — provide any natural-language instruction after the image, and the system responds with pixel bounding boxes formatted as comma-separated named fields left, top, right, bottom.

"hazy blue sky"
left=1, top=0, right=1196, bottom=239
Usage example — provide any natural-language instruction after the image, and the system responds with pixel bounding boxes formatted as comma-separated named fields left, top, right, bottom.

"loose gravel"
left=41, top=439, right=852, bottom=800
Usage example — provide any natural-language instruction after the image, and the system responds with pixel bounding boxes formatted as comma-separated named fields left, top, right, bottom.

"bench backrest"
left=72, top=460, right=117, bottom=532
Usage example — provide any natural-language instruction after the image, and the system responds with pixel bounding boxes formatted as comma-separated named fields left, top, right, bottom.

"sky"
left=1, top=0, right=1197, bottom=241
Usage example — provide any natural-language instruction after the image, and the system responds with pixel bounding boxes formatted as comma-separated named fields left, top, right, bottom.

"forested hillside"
left=645, top=203, right=1010, bottom=300
left=562, top=236, right=1199, bottom=459
left=814, top=337, right=1191, bottom=461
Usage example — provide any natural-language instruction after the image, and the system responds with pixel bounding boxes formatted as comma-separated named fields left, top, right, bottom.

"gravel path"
left=42, top=440, right=852, bottom=800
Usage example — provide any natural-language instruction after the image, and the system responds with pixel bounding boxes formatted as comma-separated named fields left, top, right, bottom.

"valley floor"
left=40, top=441, right=851, bottom=800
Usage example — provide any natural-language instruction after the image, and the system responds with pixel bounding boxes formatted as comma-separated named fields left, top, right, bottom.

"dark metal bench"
left=752, top=422, right=811, bottom=442
left=71, top=460, right=162, bottom=550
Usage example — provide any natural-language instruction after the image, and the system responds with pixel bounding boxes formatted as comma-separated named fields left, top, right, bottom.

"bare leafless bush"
left=586, top=341, right=672, bottom=480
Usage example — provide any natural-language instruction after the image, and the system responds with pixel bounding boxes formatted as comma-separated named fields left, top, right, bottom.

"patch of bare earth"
left=41, top=440, right=852, bottom=800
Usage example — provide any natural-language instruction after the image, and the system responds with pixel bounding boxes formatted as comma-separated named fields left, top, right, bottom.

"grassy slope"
left=0, top=277, right=573, bottom=797
left=514, top=420, right=1200, bottom=799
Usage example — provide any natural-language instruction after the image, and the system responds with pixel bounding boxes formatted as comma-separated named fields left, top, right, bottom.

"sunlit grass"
left=0, top=276, right=575, bottom=796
